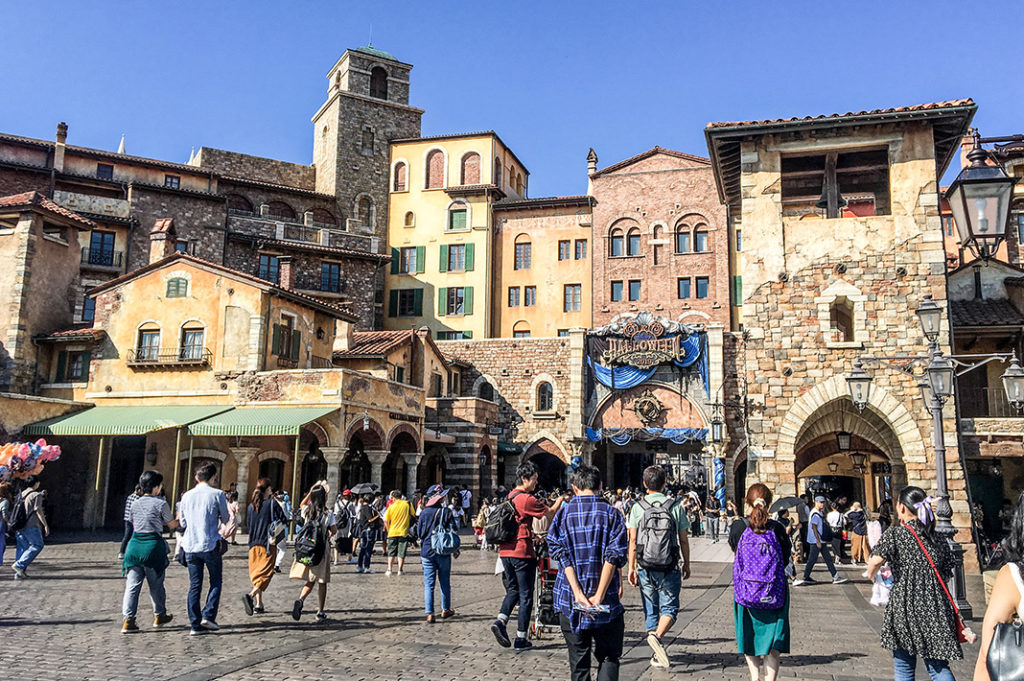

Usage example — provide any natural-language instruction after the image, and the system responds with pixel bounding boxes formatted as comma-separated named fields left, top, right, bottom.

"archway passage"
left=383, top=431, right=418, bottom=495
left=523, top=439, right=567, bottom=492
left=259, top=458, right=285, bottom=493
left=300, top=439, right=327, bottom=495
left=419, top=446, right=448, bottom=489
left=342, top=435, right=372, bottom=489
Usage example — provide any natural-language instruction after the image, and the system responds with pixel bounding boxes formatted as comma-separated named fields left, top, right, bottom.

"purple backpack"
left=733, top=526, right=785, bottom=610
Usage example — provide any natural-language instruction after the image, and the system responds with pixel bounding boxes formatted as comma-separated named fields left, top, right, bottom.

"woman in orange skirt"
left=242, top=479, right=285, bottom=616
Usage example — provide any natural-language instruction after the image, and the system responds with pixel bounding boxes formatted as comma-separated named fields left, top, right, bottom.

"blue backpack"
left=431, top=508, right=461, bottom=556
left=733, top=526, right=786, bottom=610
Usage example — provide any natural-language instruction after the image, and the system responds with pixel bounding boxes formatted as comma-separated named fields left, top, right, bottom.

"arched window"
left=830, top=297, right=855, bottom=342
left=404, top=211, right=415, bottom=228
left=393, top=162, right=407, bottom=192
left=180, top=323, right=205, bottom=361
left=675, top=223, right=690, bottom=253
left=516, top=172, right=524, bottom=195
left=513, top=321, right=530, bottom=338
left=536, top=382, right=553, bottom=412
left=626, top=228, right=641, bottom=256
left=136, top=323, right=161, bottom=362
left=461, top=152, right=480, bottom=185
left=358, top=196, right=373, bottom=229
left=694, top=225, right=709, bottom=252
left=309, top=208, right=337, bottom=226
left=266, top=201, right=296, bottom=220
left=425, top=149, right=445, bottom=189
left=369, top=67, right=388, bottom=100
left=479, top=382, right=495, bottom=401
left=514, top=235, right=531, bottom=270
left=609, top=228, right=624, bottom=257
left=226, top=194, right=253, bottom=214
left=447, top=202, right=468, bottom=231
left=494, top=158, right=502, bottom=187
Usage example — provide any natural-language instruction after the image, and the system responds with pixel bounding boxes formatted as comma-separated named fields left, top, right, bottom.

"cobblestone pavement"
left=0, top=534, right=980, bottom=680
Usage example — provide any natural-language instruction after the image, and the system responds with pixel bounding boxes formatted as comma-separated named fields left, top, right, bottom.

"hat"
left=426, top=483, right=449, bottom=507
left=342, top=489, right=352, bottom=497
left=814, top=495, right=827, bottom=503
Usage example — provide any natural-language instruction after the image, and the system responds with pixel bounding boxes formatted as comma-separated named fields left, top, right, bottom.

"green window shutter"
left=271, top=324, right=283, bottom=355
left=388, top=290, right=398, bottom=317
left=415, top=246, right=425, bottom=274
left=437, top=288, right=447, bottom=316
left=290, top=330, right=301, bottom=360
left=78, top=350, right=91, bottom=381
left=55, top=351, right=67, bottom=382
left=463, top=330, right=473, bottom=339
left=449, top=209, right=467, bottom=231
left=390, top=248, right=400, bottom=275
left=465, top=243, right=475, bottom=271
left=439, top=245, right=448, bottom=273
left=412, top=288, right=423, bottom=316
left=733, top=275, right=743, bottom=303
left=463, top=287, right=474, bottom=315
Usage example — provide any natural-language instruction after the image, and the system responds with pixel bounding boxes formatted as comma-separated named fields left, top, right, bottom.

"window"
left=398, top=290, right=419, bottom=317
left=575, top=239, right=587, bottom=260
left=87, top=230, right=116, bottom=266
left=82, top=296, right=95, bottom=322
left=446, top=287, right=466, bottom=315
left=137, top=329, right=160, bottom=362
left=321, top=262, right=341, bottom=293
left=524, top=286, right=536, bottom=307
left=96, top=163, right=113, bottom=180
left=514, top=240, right=532, bottom=270
left=675, top=227, right=690, bottom=253
left=174, top=241, right=189, bottom=254
left=479, top=382, right=494, bottom=400
left=627, top=229, right=641, bottom=256
left=830, top=297, right=855, bottom=342
left=557, top=330, right=569, bottom=337
left=513, top=330, right=530, bottom=339
left=448, top=207, right=467, bottom=231
left=227, top=194, right=254, bottom=214
left=266, top=201, right=296, bottom=220
left=431, top=373, right=444, bottom=397
left=166, top=277, right=188, bottom=298
left=513, top=321, right=530, bottom=338
left=404, top=211, right=415, bottom=228
left=393, top=162, right=407, bottom=192
left=695, top=276, right=709, bottom=299
left=180, top=326, right=205, bottom=360
left=258, top=255, right=280, bottom=284
left=732, top=275, right=743, bottom=303
left=735, top=229, right=743, bottom=251
left=610, top=281, right=623, bottom=302
left=694, top=227, right=709, bottom=252
left=677, top=278, right=691, bottom=299
left=399, top=247, right=418, bottom=274
left=164, top=175, right=180, bottom=189
left=369, top=67, right=388, bottom=100
left=564, top=284, right=582, bottom=312
left=558, top=240, right=571, bottom=261
left=609, top=229, right=624, bottom=257
left=358, top=196, right=373, bottom=228
left=494, top=158, right=502, bottom=187
left=447, top=244, right=466, bottom=271
left=536, top=382, right=553, bottom=412
left=437, top=331, right=472, bottom=340
left=780, top=148, right=891, bottom=218
left=361, top=128, right=374, bottom=154
left=56, top=349, right=90, bottom=383
left=460, top=152, right=480, bottom=185
left=272, top=315, right=301, bottom=362
left=628, top=280, right=641, bottom=301
left=426, top=149, right=444, bottom=189
left=1016, top=211, right=1024, bottom=246
left=395, top=366, right=405, bottom=384
left=508, top=287, right=520, bottom=307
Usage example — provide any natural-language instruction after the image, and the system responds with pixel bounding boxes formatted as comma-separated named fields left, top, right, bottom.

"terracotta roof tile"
left=0, top=191, right=96, bottom=228
left=706, top=99, right=976, bottom=130
left=34, top=326, right=106, bottom=342
left=333, top=330, right=415, bottom=358
left=493, top=195, right=594, bottom=210
left=950, top=298, right=1024, bottom=327
left=590, top=147, right=710, bottom=178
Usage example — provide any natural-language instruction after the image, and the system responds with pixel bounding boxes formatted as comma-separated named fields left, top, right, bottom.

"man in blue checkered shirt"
left=546, top=464, right=628, bottom=681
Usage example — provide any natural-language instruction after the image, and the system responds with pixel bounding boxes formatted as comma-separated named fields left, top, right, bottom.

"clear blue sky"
left=2, top=1, right=1020, bottom=194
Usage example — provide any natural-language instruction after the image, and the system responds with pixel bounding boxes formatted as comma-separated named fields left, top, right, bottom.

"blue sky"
left=2, top=1, right=1020, bottom=194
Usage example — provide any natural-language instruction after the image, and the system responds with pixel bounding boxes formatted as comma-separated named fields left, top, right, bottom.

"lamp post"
left=846, top=295, right=1024, bottom=618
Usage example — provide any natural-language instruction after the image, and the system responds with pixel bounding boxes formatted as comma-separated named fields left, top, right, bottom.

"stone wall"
left=192, top=147, right=315, bottom=190
left=0, top=166, right=49, bottom=197
left=126, top=186, right=227, bottom=269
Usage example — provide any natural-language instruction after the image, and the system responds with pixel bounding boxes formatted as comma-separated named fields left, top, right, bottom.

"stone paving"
left=0, top=534, right=981, bottom=680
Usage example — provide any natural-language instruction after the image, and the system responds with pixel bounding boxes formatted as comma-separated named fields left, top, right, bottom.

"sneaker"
left=200, top=618, right=219, bottom=631
left=355, top=567, right=364, bottom=574
left=347, top=558, right=357, bottom=564
left=154, top=613, right=173, bottom=627
left=397, top=570, right=404, bottom=576
left=364, top=568, right=376, bottom=574
left=292, top=599, right=303, bottom=621
left=241, top=593, right=254, bottom=616
left=253, top=606, right=265, bottom=615
left=491, top=619, right=511, bottom=647
left=647, top=633, right=669, bottom=668
left=650, top=655, right=670, bottom=669
left=513, top=637, right=533, bottom=651
left=12, top=565, right=26, bottom=579
left=385, top=569, right=392, bottom=577
left=791, top=578, right=809, bottom=586
left=832, top=575, right=849, bottom=585
left=273, top=566, right=281, bottom=574
left=121, top=618, right=139, bottom=634
left=189, top=628, right=207, bottom=636
left=316, top=611, right=327, bottom=621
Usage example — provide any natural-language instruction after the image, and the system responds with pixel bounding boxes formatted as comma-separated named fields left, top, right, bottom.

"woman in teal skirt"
left=728, top=483, right=792, bottom=681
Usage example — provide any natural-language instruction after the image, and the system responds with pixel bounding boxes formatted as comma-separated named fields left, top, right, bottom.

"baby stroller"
left=530, top=534, right=561, bottom=639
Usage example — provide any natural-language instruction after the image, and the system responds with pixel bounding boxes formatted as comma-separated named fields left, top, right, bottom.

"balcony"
left=311, top=355, right=333, bottom=369
left=81, top=248, right=123, bottom=271
left=127, top=347, right=212, bottom=368
left=226, top=213, right=380, bottom=254
left=958, top=384, right=1024, bottom=440
left=276, top=356, right=299, bottom=369
left=959, top=386, right=1019, bottom=419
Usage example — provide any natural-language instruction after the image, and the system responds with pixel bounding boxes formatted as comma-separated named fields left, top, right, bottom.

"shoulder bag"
left=904, top=523, right=975, bottom=644
left=986, top=563, right=1024, bottom=681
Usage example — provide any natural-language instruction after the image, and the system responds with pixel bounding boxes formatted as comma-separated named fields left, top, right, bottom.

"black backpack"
left=485, top=491, right=524, bottom=545
left=293, top=516, right=327, bottom=566
left=6, top=494, right=31, bottom=536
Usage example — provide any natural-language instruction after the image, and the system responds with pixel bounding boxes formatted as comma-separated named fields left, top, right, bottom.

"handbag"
left=988, top=618, right=1024, bottom=681
left=904, top=523, right=975, bottom=644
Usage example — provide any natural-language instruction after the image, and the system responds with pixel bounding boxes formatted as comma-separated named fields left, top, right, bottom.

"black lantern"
left=849, top=451, right=867, bottom=472
left=1001, top=356, right=1024, bottom=412
left=827, top=460, right=840, bottom=474
left=915, top=295, right=943, bottom=343
left=836, top=431, right=852, bottom=452
left=711, top=414, right=725, bottom=444
left=927, top=351, right=956, bottom=401
left=944, top=131, right=1018, bottom=261
left=847, top=359, right=872, bottom=412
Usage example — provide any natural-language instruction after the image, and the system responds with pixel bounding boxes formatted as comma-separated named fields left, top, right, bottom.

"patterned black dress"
left=871, top=520, right=962, bottom=660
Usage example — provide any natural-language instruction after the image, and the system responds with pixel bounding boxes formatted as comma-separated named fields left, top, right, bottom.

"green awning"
left=187, top=406, right=338, bottom=437
left=498, top=441, right=522, bottom=454
left=22, top=405, right=233, bottom=436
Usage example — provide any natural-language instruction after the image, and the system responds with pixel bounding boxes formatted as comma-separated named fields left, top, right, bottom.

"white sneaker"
left=397, top=570, right=404, bottom=576
left=385, top=569, right=392, bottom=577
left=200, top=618, right=220, bottom=631
left=791, top=578, right=808, bottom=586
left=365, top=568, right=376, bottom=574
left=647, top=633, right=669, bottom=668
left=650, top=655, right=669, bottom=669
left=832, top=576, right=849, bottom=585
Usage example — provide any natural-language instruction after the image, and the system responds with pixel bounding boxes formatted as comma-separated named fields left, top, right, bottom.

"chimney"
left=277, top=256, right=294, bottom=290
left=586, top=148, right=598, bottom=195
left=54, top=122, right=67, bottom=172
left=334, top=319, right=356, bottom=352
left=149, top=218, right=177, bottom=263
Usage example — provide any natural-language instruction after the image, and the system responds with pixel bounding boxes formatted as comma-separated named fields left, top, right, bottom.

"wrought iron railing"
left=957, top=385, right=1020, bottom=418
left=276, top=356, right=299, bottom=369
left=81, top=248, right=123, bottom=268
left=127, top=346, right=211, bottom=367
left=311, top=355, right=333, bottom=369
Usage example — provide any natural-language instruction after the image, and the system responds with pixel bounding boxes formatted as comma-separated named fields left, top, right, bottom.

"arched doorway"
left=478, top=445, right=493, bottom=500
left=300, top=439, right=327, bottom=496
left=177, top=450, right=224, bottom=500
left=342, top=435, right=372, bottom=489
left=259, top=457, right=285, bottom=493
left=419, top=446, right=448, bottom=488
left=523, top=439, right=568, bottom=492
left=384, top=431, right=418, bottom=495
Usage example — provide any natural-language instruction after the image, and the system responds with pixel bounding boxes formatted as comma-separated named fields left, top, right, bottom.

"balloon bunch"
left=0, top=439, right=61, bottom=482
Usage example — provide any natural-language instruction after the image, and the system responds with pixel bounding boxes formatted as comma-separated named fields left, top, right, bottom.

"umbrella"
left=769, top=496, right=809, bottom=522
left=349, top=482, right=379, bottom=495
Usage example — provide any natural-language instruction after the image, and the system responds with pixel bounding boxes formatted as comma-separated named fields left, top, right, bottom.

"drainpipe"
left=91, top=436, right=105, bottom=531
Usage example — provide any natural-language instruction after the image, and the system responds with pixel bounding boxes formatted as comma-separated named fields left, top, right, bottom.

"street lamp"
left=847, top=359, right=872, bottom=411
left=927, top=351, right=956, bottom=401
left=944, top=130, right=1018, bottom=262
left=711, top=413, right=725, bottom=444
left=827, top=460, right=840, bottom=474
left=836, top=431, right=852, bottom=452
left=915, top=295, right=943, bottom=343
left=1002, top=356, right=1024, bottom=412
left=849, top=451, right=867, bottom=473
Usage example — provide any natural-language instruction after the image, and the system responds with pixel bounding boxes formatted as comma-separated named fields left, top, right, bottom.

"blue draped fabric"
left=671, top=333, right=710, bottom=398
left=713, top=457, right=726, bottom=506
left=585, top=427, right=708, bottom=444
left=586, top=356, right=656, bottom=389
left=586, top=332, right=709, bottom=396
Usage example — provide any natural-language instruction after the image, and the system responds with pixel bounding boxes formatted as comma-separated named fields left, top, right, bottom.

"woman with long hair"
left=974, top=489, right=1024, bottom=681
left=220, top=491, right=240, bottom=544
left=729, top=483, right=791, bottom=681
left=290, top=482, right=337, bottom=621
left=242, top=478, right=284, bottom=616
left=416, top=484, right=459, bottom=623
left=866, top=486, right=964, bottom=681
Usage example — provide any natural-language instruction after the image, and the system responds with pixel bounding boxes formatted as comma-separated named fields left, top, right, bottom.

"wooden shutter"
left=437, top=288, right=447, bottom=316
left=733, top=275, right=743, bottom=303
left=463, top=330, right=473, bottom=339
left=78, top=350, right=91, bottom=382
left=439, top=245, right=448, bottom=273
left=388, top=290, right=399, bottom=317
left=415, top=246, right=425, bottom=274
left=465, top=243, right=475, bottom=271
left=55, top=351, right=67, bottom=382
left=390, top=248, right=400, bottom=275
left=449, top=209, right=466, bottom=231
left=412, top=288, right=423, bottom=316
left=290, top=330, right=301, bottom=360
left=271, top=324, right=283, bottom=355
left=463, top=287, right=474, bottom=315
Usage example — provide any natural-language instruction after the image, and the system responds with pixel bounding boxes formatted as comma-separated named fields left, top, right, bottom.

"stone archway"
left=522, top=438, right=569, bottom=492
left=419, top=446, right=449, bottom=488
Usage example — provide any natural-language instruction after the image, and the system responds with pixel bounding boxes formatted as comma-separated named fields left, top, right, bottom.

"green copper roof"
left=22, top=405, right=232, bottom=436
left=354, top=45, right=397, bottom=61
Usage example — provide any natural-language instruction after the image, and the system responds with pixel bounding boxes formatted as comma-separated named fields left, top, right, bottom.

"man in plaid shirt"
left=546, top=464, right=628, bottom=681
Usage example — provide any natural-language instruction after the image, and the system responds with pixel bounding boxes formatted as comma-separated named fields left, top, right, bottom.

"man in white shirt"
left=177, top=462, right=230, bottom=635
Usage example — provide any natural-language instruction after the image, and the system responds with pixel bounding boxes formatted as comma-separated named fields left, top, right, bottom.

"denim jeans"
left=14, top=527, right=44, bottom=571
left=637, top=567, right=681, bottom=632
left=893, top=649, right=955, bottom=681
left=185, top=550, right=222, bottom=629
left=500, top=557, right=537, bottom=635
left=422, top=554, right=452, bottom=614
left=358, top=530, right=375, bottom=570
left=559, top=612, right=624, bottom=681
left=706, top=515, right=720, bottom=541
left=802, top=542, right=837, bottom=580
left=122, top=565, right=167, bottom=619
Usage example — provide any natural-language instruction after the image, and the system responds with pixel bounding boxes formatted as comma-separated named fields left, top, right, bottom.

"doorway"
left=104, top=436, right=146, bottom=530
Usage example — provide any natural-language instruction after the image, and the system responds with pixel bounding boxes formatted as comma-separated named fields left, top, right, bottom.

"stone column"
left=503, top=453, right=521, bottom=488
left=229, top=447, right=259, bottom=530
left=401, top=452, right=423, bottom=498
left=321, top=446, right=346, bottom=497
left=366, top=449, right=388, bottom=488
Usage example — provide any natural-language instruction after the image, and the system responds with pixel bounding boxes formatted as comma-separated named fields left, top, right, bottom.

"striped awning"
left=186, top=406, right=338, bottom=437
left=22, top=405, right=233, bottom=436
